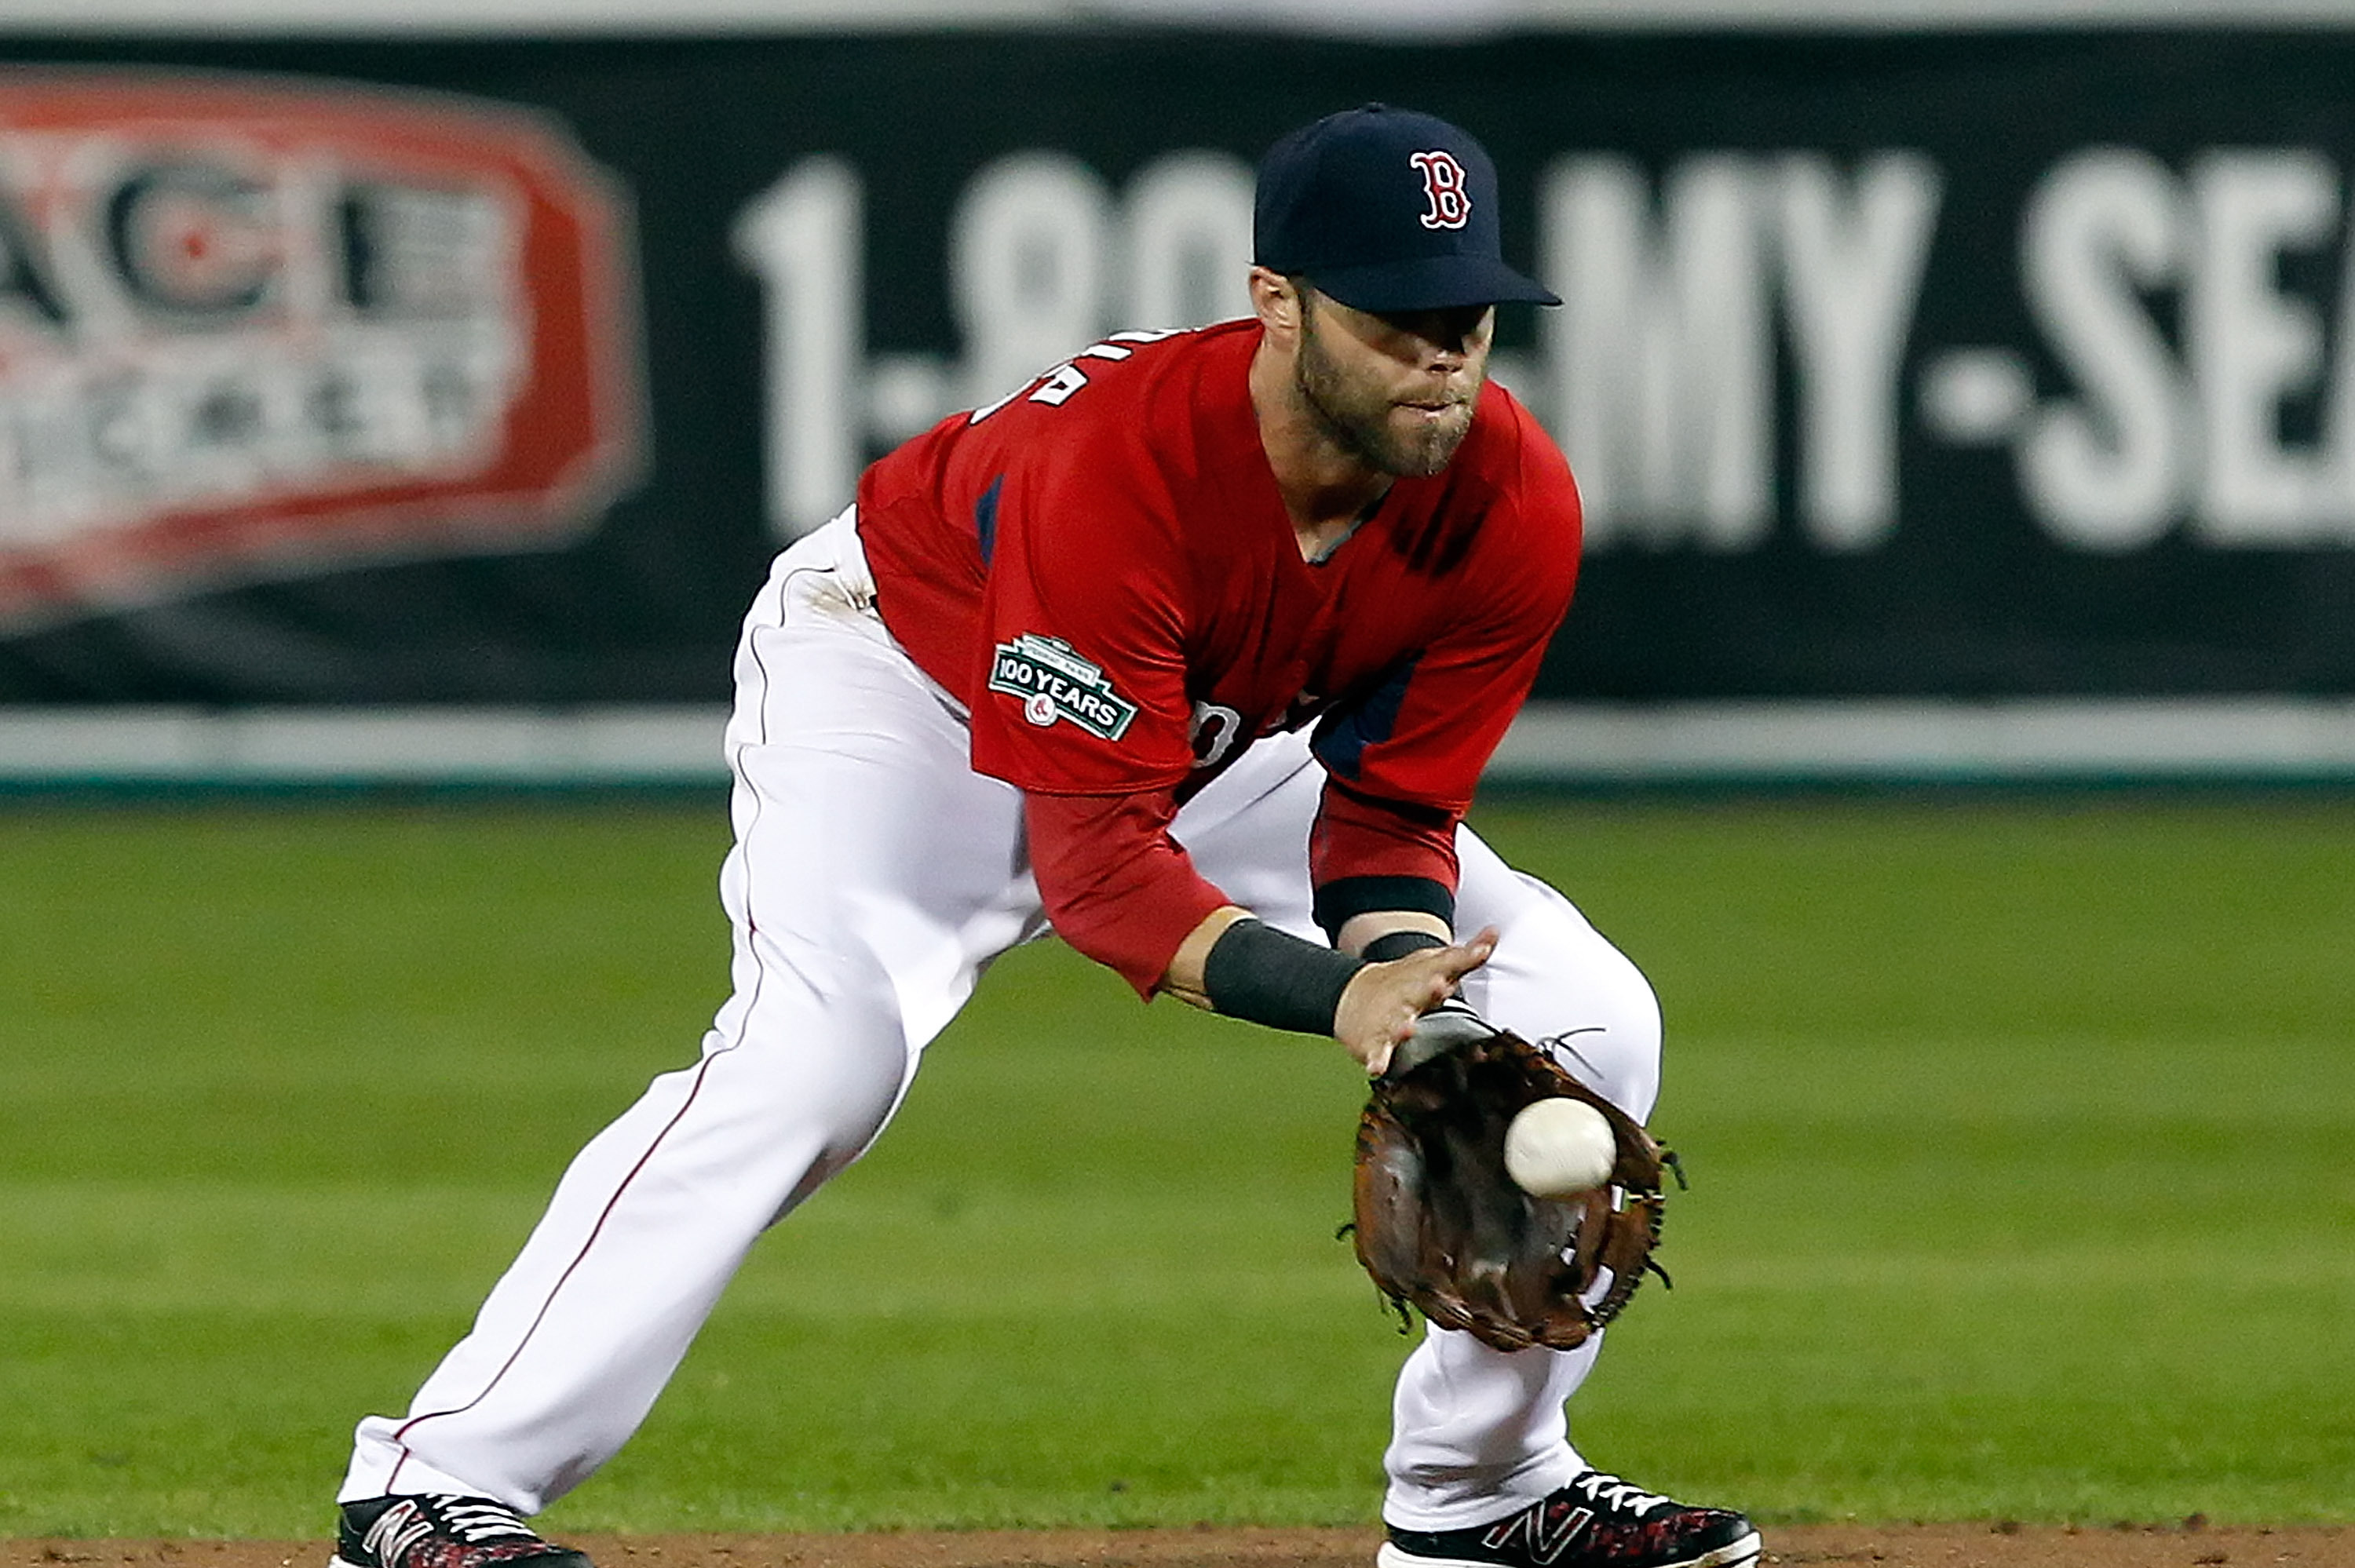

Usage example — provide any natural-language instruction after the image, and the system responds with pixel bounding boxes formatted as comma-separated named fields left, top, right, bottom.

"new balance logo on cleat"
left=331, top=1495, right=596, bottom=1568
left=1482, top=1501, right=1595, bottom=1564
left=1379, top=1471, right=1762, bottom=1568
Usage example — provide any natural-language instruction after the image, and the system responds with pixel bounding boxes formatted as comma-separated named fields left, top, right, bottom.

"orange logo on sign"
left=0, top=70, right=644, bottom=625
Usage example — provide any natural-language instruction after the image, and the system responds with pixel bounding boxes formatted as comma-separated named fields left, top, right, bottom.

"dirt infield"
left=5, top=1524, right=2348, bottom=1568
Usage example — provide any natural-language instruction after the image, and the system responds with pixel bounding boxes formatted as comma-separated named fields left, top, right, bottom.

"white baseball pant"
left=340, top=509, right=1663, bottom=1530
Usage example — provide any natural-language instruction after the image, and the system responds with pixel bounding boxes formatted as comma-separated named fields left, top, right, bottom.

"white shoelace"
left=365, top=1496, right=538, bottom=1568
left=432, top=1500, right=538, bottom=1544
left=1568, top=1471, right=1672, bottom=1517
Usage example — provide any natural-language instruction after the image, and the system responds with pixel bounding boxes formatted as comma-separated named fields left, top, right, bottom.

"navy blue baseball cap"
left=1254, top=103, right=1560, bottom=314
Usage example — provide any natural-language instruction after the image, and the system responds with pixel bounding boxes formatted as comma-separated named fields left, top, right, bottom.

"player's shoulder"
left=1008, top=322, right=1258, bottom=513
left=1002, top=319, right=1249, bottom=422
left=1462, top=380, right=1578, bottom=509
left=1075, top=319, right=1254, bottom=459
left=1431, top=381, right=1580, bottom=571
left=978, top=322, right=1248, bottom=468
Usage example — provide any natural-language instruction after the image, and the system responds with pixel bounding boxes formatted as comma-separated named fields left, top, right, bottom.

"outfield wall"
left=3, top=9, right=2355, bottom=785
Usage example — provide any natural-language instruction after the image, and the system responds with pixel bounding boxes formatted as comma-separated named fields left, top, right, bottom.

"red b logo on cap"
left=1409, top=150, right=1472, bottom=230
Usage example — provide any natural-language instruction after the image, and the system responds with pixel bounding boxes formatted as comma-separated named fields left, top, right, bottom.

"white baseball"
left=1502, top=1097, right=1616, bottom=1198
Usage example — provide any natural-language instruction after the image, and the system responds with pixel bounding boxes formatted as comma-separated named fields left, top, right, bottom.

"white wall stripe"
left=1484, top=699, right=2355, bottom=783
left=0, top=706, right=732, bottom=785
left=5, top=700, right=2355, bottom=786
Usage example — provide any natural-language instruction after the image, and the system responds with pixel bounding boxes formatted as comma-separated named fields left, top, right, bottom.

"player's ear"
left=1249, top=267, right=1305, bottom=337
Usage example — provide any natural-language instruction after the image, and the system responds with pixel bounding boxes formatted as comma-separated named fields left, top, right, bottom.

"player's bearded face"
left=1293, top=293, right=1494, bottom=477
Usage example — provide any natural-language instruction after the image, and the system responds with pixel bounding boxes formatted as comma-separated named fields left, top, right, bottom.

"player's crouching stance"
left=328, top=105, right=1758, bottom=1568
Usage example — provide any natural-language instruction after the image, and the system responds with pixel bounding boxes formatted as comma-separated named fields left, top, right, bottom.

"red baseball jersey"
left=856, top=318, right=1581, bottom=992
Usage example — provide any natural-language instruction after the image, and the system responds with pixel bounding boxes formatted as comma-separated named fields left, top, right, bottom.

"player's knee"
left=1519, top=950, right=1661, bottom=1120
left=1568, top=932, right=1663, bottom=1056
left=1458, top=877, right=1663, bottom=1119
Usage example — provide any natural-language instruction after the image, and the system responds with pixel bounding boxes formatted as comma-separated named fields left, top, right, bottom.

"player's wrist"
left=1201, top=917, right=1365, bottom=1035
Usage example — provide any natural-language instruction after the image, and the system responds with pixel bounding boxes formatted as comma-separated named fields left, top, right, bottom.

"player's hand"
left=1334, top=925, right=1499, bottom=1075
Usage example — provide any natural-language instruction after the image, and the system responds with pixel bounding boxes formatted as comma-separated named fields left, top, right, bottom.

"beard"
left=1293, top=310, right=1481, bottom=478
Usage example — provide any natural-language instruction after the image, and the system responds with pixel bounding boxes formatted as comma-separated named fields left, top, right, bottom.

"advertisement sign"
left=0, top=71, right=641, bottom=634
left=0, top=31, right=2350, bottom=729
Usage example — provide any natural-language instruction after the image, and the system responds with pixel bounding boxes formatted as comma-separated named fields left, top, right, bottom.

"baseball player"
left=328, top=105, right=1761, bottom=1568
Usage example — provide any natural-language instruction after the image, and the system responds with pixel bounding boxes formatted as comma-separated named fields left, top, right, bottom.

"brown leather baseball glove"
left=1350, top=1011, right=1676, bottom=1352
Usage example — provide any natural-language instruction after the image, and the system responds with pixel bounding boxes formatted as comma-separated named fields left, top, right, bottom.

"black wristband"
left=1360, top=928, right=1448, bottom=964
left=1201, top=917, right=1365, bottom=1035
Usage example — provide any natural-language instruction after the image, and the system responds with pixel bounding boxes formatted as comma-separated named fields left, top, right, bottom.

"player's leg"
left=1378, top=828, right=1657, bottom=1519
left=1181, top=745, right=1647, bottom=1507
left=339, top=513, right=1042, bottom=1522
left=1178, top=738, right=1756, bottom=1566
left=1382, top=830, right=1758, bottom=1566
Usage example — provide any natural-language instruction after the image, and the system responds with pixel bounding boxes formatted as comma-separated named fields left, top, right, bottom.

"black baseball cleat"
left=332, top=1495, right=596, bottom=1568
left=1379, top=1471, right=1762, bottom=1568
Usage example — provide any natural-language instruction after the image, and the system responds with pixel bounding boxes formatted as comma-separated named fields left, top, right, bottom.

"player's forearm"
left=1168, top=902, right=1496, bottom=1075
left=1026, top=789, right=1230, bottom=998
left=1158, top=903, right=1255, bottom=1010
left=1166, top=906, right=1450, bottom=1010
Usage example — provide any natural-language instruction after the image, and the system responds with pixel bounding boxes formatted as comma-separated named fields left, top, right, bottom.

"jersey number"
left=1188, top=702, right=1245, bottom=770
left=967, top=329, right=1185, bottom=424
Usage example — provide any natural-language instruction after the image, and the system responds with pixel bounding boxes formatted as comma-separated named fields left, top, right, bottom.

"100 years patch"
left=988, top=633, right=1138, bottom=740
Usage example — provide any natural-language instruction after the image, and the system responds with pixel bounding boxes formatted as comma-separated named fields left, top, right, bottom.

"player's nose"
left=1411, top=304, right=1491, bottom=360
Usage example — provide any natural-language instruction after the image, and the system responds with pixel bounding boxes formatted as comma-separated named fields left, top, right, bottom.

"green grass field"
left=2, top=795, right=2350, bottom=1538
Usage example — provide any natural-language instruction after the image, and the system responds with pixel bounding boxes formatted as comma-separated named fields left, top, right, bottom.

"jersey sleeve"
left=1025, top=788, right=1231, bottom=998
left=968, top=378, right=1239, bottom=997
left=967, top=421, right=1199, bottom=797
left=1309, top=418, right=1582, bottom=895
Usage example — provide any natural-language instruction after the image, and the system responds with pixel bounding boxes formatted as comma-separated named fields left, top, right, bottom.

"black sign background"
left=2, top=28, right=2353, bottom=706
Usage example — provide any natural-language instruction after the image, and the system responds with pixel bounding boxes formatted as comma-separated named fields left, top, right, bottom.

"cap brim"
left=1307, top=254, right=1561, bottom=313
